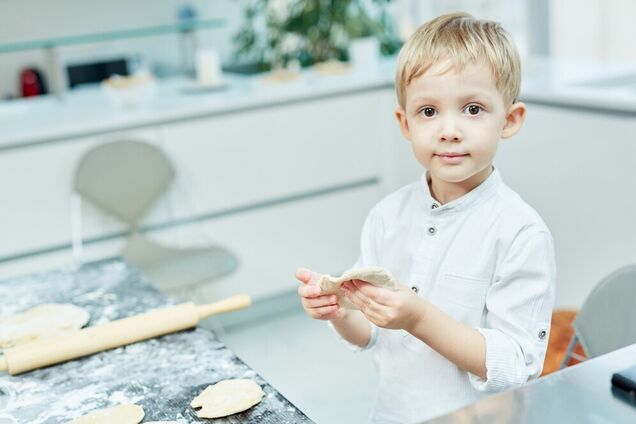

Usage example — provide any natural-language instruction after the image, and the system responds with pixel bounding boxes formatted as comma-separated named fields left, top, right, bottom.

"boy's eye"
left=465, top=104, right=482, bottom=115
left=421, top=107, right=436, bottom=117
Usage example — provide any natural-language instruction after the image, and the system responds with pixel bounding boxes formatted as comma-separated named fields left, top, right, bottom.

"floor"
left=207, top=300, right=379, bottom=424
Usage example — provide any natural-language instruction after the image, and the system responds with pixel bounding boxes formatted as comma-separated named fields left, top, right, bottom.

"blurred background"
left=1, top=1, right=635, bottom=422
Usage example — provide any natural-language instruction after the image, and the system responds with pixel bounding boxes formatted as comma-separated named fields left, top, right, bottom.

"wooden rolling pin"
left=0, top=294, right=251, bottom=375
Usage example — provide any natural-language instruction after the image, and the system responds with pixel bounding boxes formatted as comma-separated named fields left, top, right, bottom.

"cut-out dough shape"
left=191, top=379, right=264, bottom=419
left=0, top=303, right=90, bottom=348
left=319, top=266, right=397, bottom=309
left=70, top=404, right=144, bottom=424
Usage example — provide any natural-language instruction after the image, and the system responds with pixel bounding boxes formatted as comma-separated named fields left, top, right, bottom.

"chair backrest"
left=574, top=264, right=636, bottom=358
left=74, top=140, right=175, bottom=226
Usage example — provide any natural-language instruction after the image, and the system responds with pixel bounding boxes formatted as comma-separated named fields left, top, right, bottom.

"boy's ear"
left=395, top=107, right=411, bottom=140
left=501, top=102, right=527, bottom=139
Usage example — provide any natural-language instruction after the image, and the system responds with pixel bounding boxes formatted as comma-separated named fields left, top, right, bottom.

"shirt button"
left=411, top=286, right=419, bottom=293
left=428, top=226, right=437, bottom=235
left=538, top=330, right=547, bottom=340
left=431, top=203, right=439, bottom=209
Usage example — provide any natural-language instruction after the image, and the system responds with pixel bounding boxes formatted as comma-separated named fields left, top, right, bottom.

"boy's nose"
left=439, top=126, right=462, bottom=142
left=438, top=120, right=463, bottom=142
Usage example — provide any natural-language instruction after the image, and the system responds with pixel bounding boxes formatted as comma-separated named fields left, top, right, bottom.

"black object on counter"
left=612, top=364, right=636, bottom=396
left=67, top=57, right=128, bottom=88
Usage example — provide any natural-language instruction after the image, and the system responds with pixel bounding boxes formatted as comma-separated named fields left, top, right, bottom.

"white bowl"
left=102, top=73, right=158, bottom=109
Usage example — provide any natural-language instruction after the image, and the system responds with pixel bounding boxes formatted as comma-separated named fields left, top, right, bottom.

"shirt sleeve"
left=469, top=229, right=556, bottom=392
left=327, top=205, right=383, bottom=352
left=328, top=320, right=378, bottom=352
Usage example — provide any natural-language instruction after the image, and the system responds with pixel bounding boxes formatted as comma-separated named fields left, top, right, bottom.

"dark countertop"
left=0, top=258, right=312, bottom=423
left=425, top=342, right=636, bottom=423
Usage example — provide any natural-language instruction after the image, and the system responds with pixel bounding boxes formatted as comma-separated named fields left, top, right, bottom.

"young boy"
left=295, top=12, right=556, bottom=423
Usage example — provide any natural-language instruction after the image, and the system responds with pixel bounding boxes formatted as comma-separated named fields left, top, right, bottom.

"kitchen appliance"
left=20, top=67, right=48, bottom=97
left=66, top=57, right=129, bottom=89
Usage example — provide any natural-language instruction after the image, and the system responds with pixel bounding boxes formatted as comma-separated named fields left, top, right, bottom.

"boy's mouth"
left=436, top=152, right=469, bottom=164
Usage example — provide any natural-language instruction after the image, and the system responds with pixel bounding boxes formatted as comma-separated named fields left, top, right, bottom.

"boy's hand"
left=341, top=280, right=425, bottom=331
left=295, top=267, right=346, bottom=321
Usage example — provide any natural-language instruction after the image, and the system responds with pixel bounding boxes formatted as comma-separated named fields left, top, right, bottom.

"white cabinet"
left=0, top=92, right=388, bottom=299
left=496, top=104, right=636, bottom=308
left=157, top=90, right=385, bottom=220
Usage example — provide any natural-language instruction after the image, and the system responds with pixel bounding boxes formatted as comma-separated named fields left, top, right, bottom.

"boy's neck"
left=428, top=166, right=494, bottom=205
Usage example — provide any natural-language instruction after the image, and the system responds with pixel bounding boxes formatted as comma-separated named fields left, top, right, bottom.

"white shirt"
left=335, top=168, right=556, bottom=423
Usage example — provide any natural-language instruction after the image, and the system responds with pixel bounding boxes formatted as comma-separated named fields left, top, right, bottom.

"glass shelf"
left=0, top=19, right=225, bottom=54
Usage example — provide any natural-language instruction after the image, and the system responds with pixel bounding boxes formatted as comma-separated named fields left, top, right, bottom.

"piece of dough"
left=70, top=404, right=144, bottom=424
left=319, top=266, right=397, bottom=309
left=0, top=303, right=90, bottom=348
left=191, top=379, right=264, bottom=419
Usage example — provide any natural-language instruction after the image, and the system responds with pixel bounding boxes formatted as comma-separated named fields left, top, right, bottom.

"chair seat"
left=122, top=233, right=239, bottom=292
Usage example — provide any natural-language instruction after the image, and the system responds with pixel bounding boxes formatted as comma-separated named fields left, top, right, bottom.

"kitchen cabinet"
left=0, top=90, right=387, bottom=303
left=497, top=103, right=636, bottom=308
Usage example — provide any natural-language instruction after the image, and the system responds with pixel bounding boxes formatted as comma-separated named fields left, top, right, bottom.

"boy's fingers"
left=297, top=284, right=323, bottom=298
left=349, top=280, right=390, bottom=305
left=303, top=295, right=338, bottom=309
left=295, top=267, right=321, bottom=285
left=313, top=304, right=339, bottom=318
left=343, top=285, right=377, bottom=312
left=294, top=267, right=313, bottom=283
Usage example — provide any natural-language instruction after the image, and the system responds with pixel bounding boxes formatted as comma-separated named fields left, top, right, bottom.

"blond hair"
left=395, top=12, right=521, bottom=109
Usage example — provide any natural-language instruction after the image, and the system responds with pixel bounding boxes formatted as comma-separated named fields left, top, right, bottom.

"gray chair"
left=560, top=264, right=636, bottom=368
left=71, top=140, right=238, bottom=294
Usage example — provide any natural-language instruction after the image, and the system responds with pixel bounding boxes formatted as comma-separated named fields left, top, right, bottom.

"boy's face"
left=395, top=60, right=526, bottom=197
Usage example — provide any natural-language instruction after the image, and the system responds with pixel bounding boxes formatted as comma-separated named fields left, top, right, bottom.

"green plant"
left=231, top=0, right=401, bottom=72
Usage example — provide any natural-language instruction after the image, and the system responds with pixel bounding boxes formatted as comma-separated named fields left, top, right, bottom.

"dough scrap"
left=191, top=379, right=264, bottom=419
left=70, top=404, right=144, bottom=424
left=0, top=303, right=90, bottom=348
left=319, top=266, right=397, bottom=309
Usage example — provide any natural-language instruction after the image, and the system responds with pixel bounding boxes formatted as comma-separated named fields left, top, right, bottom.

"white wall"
left=550, top=0, right=636, bottom=62
left=398, top=0, right=530, bottom=59
left=0, top=0, right=243, bottom=98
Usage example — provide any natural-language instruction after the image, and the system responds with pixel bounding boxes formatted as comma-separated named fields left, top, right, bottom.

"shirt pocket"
left=438, top=273, right=490, bottom=326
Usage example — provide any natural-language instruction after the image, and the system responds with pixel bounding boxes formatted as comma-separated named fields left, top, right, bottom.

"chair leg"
left=70, top=193, right=84, bottom=263
left=560, top=334, right=578, bottom=369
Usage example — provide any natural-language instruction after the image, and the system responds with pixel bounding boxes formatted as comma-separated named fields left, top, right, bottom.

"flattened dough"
left=191, top=379, right=264, bottom=419
left=319, top=266, right=397, bottom=309
left=0, top=303, right=90, bottom=348
left=70, top=404, right=144, bottom=424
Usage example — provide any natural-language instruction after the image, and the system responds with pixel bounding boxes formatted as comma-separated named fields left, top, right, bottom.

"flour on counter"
left=0, top=303, right=89, bottom=348
left=0, top=259, right=312, bottom=424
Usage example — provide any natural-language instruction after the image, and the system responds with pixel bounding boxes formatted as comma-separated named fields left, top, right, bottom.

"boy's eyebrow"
left=409, top=91, right=495, bottom=107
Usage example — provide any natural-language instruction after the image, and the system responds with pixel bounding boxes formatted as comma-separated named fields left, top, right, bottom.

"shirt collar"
left=418, top=167, right=502, bottom=214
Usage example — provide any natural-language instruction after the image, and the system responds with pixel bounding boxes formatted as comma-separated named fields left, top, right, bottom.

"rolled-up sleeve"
left=469, top=229, right=556, bottom=392
left=328, top=321, right=378, bottom=351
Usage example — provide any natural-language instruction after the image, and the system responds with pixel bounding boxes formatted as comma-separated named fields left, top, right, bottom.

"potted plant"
left=229, top=0, right=401, bottom=74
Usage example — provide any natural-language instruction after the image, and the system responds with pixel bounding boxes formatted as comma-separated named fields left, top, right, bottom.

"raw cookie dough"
left=191, top=379, right=264, bottom=419
left=70, top=404, right=144, bottom=424
left=319, top=266, right=397, bottom=310
left=0, top=303, right=90, bottom=348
